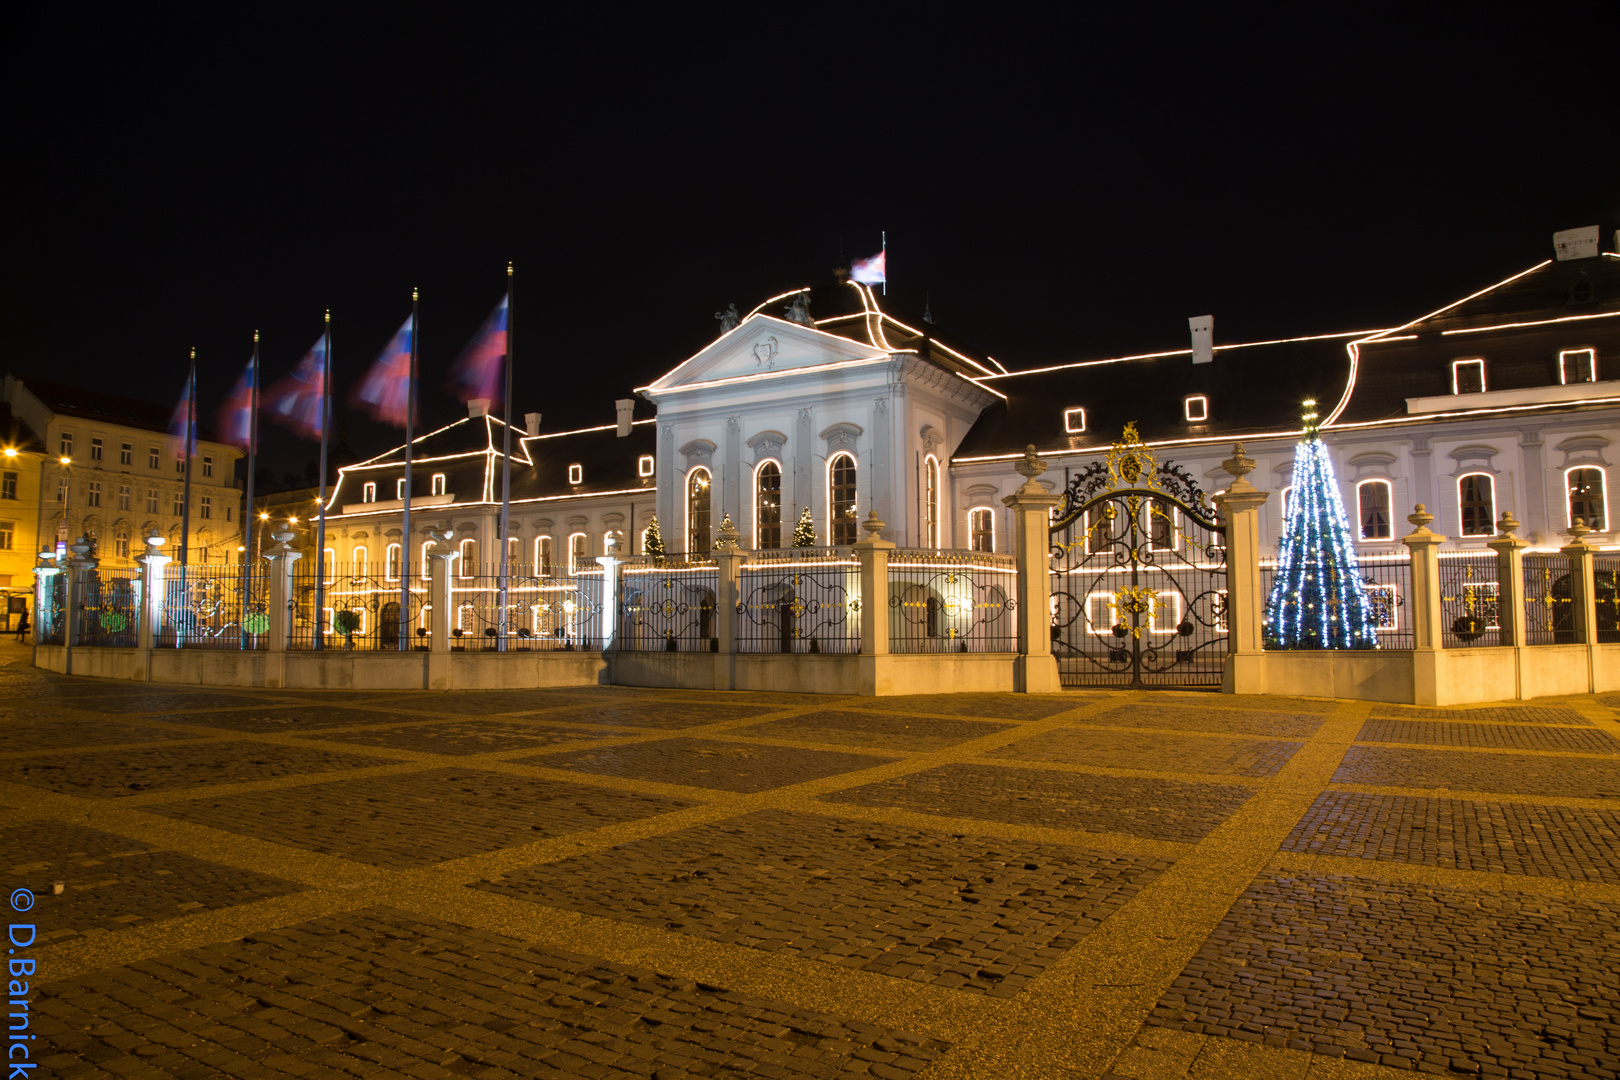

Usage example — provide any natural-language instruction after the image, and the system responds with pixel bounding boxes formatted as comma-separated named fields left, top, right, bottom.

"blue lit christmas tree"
left=1263, top=401, right=1381, bottom=649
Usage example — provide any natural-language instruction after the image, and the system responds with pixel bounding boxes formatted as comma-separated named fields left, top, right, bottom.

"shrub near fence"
left=737, top=548, right=859, bottom=654
left=888, top=549, right=1017, bottom=653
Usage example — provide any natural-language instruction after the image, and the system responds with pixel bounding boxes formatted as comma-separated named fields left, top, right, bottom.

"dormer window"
left=1560, top=348, right=1597, bottom=384
left=362, top=482, right=377, bottom=503
left=1184, top=395, right=1208, bottom=422
left=431, top=473, right=446, bottom=496
left=1452, top=358, right=1486, bottom=394
left=396, top=478, right=408, bottom=499
left=638, top=455, right=655, bottom=477
left=568, top=464, right=583, bottom=485
left=1063, top=407, right=1087, bottom=434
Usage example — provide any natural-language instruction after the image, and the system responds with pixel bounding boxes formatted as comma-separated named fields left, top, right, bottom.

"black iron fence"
left=737, top=549, right=860, bottom=653
left=1594, top=554, right=1620, bottom=644
left=447, top=564, right=602, bottom=651
left=37, top=572, right=65, bottom=645
left=78, top=568, right=141, bottom=648
left=290, top=563, right=426, bottom=651
left=1439, top=552, right=1502, bottom=648
left=162, top=565, right=268, bottom=650
left=619, top=554, right=719, bottom=652
left=889, top=549, right=1017, bottom=653
left=1522, top=553, right=1573, bottom=645
left=1260, top=552, right=1414, bottom=649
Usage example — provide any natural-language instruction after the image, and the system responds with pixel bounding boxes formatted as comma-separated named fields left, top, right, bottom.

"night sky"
left=4, top=10, right=1616, bottom=474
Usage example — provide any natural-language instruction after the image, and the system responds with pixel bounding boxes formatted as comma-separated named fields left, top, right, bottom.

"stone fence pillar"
left=135, top=529, right=171, bottom=654
left=428, top=526, right=456, bottom=653
left=1402, top=505, right=1446, bottom=651
left=64, top=536, right=97, bottom=652
left=1002, top=446, right=1061, bottom=693
left=1213, top=444, right=1270, bottom=694
left=1486, top=513, right=1529, bottom=648
left=853, top=513, right=894, bottom=658
left=712, top=516, right=743, bottom=657
left=1561, top=519, right=1598, bottom=648
left=262, top=528, right=301, bottom=654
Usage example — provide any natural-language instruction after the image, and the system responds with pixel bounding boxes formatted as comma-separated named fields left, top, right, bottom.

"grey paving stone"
left=528, top=738, right=895, bottom=792
left=853, top=694, right=1094, bottom=722
left=1370, top=705, right=1594, bottom=725
left=990, top=727, right=1302, bottom=778
left=1, top=740, right=394, bottom=797
left=1079, top=702, right=1328, bottom=738
left=1334, top=746, right=1620, bottom=798
left=824, top=762, right=1254, bottom=842
left=473, top=809, right=1169, bottom=998
left=0, top=717, right=205, bottom=752
left=737, top=709, right=1015, bottom=752
left=1147, top=872, right=1620, bottom=1077
left=530, top=700, right=792, bottom=730
left=295, top=719, right=625, bottom=755
left=1355, top=719, right=1620, bottom=753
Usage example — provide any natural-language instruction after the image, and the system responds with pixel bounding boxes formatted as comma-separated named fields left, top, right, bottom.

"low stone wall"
left=608, top=651, right=1020, bottom=695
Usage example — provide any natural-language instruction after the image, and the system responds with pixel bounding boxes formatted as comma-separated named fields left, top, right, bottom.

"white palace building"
left=321, top=231, right=1620, bottom=588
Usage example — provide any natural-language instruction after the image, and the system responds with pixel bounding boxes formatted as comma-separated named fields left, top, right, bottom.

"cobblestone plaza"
left=4, top=638, right=1619, bottom=1079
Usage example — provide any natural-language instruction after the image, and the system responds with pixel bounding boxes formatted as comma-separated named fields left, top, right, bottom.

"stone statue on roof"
left=784, top=292, right=813, bottom=326
left=714, top=303, right=740, bottom=333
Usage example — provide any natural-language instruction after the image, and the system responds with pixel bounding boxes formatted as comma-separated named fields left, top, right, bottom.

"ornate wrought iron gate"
left=1050, top=425, right=1228, bottom=688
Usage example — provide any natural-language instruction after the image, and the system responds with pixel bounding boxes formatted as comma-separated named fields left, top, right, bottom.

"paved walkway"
left=3, top=638, right=1619, bottom=1079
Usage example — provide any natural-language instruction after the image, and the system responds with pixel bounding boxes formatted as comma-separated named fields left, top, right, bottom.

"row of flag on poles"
left=186, top=292, right=510, bottom=448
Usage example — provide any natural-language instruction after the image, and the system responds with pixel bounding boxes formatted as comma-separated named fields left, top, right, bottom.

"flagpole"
left=314, top=311, right=331, bottom=650
left=881, top=231, right=887, bottom=296
left=180, top=350, right=196, bottom=569
left=240, top=332, right=260, bottom=648
left=399, top=289, right=417, bottom=651
left=497, top=263, right=514, bottom=652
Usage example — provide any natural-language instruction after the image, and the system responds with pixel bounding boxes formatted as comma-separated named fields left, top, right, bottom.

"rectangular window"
left=1358, top=480, right=1392, bottom=540
left=568, top=464, right=583, bottom=485
left=176, top=454, right=186, bottom=473
left=0, top=522, right=12, bottom=551
left=118, top=484, right=131, bottom=510
left=173, top=492, right=185, bottom=516
left=90, top=437, right=103, bottom=461
left=120, top=442, right=132, bottom=465
left=1458, top=474, right=1495, bottom=536
left=1183, top=396, right=1208, bottom=422
left=200, top=495, right=212, bottom=520
left=1366, top=584, right=1399, bottom=630
left=225, top=504, right=231, bottom=521
left=202, top=455, right=213, bottom=477
left=86, top=480, right=101, bottom=508
left=1568, top=467, right=1607, bottom=531
left=362, top=482, right=377, bottom=503
left=396, top=478, right=408, bottom=499
left=1, top=472, right=15, bottom=500
left=386, top=543, right=401, bottom=580
left=1149, top=498, right=1176, bottom=551
left=1063, top=407, right=1087, bottom=434
left=1452, top=359, right=1486, bottom=394
left=569, top=533, right=587, bottom=573
left=115, top=534, right=129, bottom=558
left=147, top=489, right=159, bottom=514
left=1560, top=348, right=1598, bottom=385
left=57, top=478, right=67, bottom=503
left=60, top=433, right=72, bottom=456
left=536, top=535, right=554, bottom=576
left=148, top=446, right=160, bottom=469
left=431, top=474, right=446, bottom=495
left=970, top=508, right=994, bottom=552
left=638, top=455, right=655, bottom=477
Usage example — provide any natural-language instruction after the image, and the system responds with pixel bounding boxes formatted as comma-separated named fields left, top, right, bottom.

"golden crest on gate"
left=1106, top=423, right=1163, bottom=494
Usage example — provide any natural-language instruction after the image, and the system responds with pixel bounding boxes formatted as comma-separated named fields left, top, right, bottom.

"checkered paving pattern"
left=9, top=639, right=1620, bottom=1080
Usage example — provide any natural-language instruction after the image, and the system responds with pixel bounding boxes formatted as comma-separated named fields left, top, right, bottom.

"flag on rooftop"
left=352, top=313, right=415, bottom=427
left=266, top=334, right=329, bottom=438
left=449, top=294, right=508, bottom=403
left=850, top=248, right=886, bottom=285
left=218, top=355, right=256, bottom=449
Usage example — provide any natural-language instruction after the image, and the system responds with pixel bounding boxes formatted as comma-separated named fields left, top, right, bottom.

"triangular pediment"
left=642, top=314, right=890, bottom=393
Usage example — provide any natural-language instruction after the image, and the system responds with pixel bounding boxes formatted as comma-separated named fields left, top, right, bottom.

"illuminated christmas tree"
left=1263, top=401, right=1381, bottom=649
left=791, top=507, right=817, bottom=547
left=643, top=516, right=666, bottom=559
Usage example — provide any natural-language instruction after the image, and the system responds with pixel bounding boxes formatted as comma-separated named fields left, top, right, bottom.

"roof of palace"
left=13, top=376, right=228, bottom=444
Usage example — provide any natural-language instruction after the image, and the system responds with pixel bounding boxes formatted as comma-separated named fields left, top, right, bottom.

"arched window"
left=969, top=508, right=994, bottom=553
left=924, top=455, right=940, bottom=548
left=755, top=461, right=782, bottom=549
left=687, top=468, right=711, bottom=554
left=385, top=543, right=401, bottom=580
left=352, top=546, right=368, bottom=576
left=1567, top=467, right=1607, bottom=531
left=458, top=538, right=477, bottom=578
left=507, top=536, right=520, bottom=572
left=828, top=453, right=857, bottom=546
left=569, top=532, right=588, bottom=573
left=535, top=535, right=554, bottom=576
left=1357, top=480, right=1392, bottom=540
left=1458, top=474, right=1496, bottom=536
left=420, top=540, right=435, bottom=582
left=323, top=547, right=335, bottom=584
left=1279, top=486, right=1292, bottom=527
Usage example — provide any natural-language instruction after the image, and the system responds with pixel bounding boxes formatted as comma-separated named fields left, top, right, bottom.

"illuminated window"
left=1357, top=480, right=1392, bottom=540
left=1560, top=348, right=1598, bottom=384
left=568, top=464, right=583, bottom=485
left=829, top=453, right=858, bottom=546
left=924, top=455, right=940, bottom=548
left=535, top=535, right=554, bottom=576
left=1458, top=474, right=1495, bottom=536
left=638, top=455, right=655, bottom=477
left=396, top=477, right=408, bottom=499
left=1452, top=359, right=1486, bottom=394
left=362, top=482, right=376, bottom=503
left=1148, top=497, right=1177, bottom=551
left=120, top=442, right=132, bottom=465
left=507, top=536, right=520, bottom=571
left=569, top=532, right=587, bottom=573
left=352, top=546, right=367, bottom=575
left=421, top=540, right=435, bottom=582
left=457, top=603, right=476, bottom=632
left=755, top=461, right=782, bottom=549
left=1280, top=486, right=1293, bottom=526
left=385, top=543, right=401, bottom=580
left=458, top=538, right=477, bottom=577
left=1184, top=396, right=1208, bottom=422
left=0, top=522, right=12, bottom=551
left=90, top=437, right=103, bottom=462
left=1063, top=408, right=1087, bottom=434
left=969, top=508, right=994, bottom=553
left=323, top=547, right=335, bottom=584
left=431, top=473, right=446, bottom=496
left=1567, top=467, right=1607, bottom=530
left=687, top=467, right=711, bottom=554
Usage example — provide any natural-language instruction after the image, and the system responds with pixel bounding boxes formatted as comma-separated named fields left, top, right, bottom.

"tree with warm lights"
left=1263, top=400, right=1381, bottom=649
left=791, top=507, right=816, bottom=547
left=643, top=516, right=666, bottom=559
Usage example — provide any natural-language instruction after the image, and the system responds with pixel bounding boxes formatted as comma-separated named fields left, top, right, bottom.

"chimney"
left=1189, top=316, right=1214, bottom=365
left=468, top=398, right=490, bottom=418
left=615, top=398, right=634, bottom=438
left=524, top=412, right=542, bottom=436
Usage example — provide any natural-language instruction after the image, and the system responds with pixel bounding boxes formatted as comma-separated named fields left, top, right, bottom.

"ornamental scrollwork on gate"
left=1052, top=422, right=1215, bottom=532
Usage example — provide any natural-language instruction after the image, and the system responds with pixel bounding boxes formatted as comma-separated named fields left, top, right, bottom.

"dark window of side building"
left=687, top=468, right=711, bottom=554
left=1560, top=348, right=1597, bottom=385
left=755, top=461, right=781, bottom=549
left=120, top=442, right=132, bottom=465
left=1452, top=359, right=1485, bottom=394
left=970, top=508, right=994, bottom=553
left=1, top=472, right=15, bottom=500
left=1358, top=480, right=1392, bottom=540
left=1459, top=474, right=1495, bottom=536
left=830, top=453, right=858, bottom=546
left=90, top=437, right=103, bottom=461
left=1568, top=468, right=1606, bottom=531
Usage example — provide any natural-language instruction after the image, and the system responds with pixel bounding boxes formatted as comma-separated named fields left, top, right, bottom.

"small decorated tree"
left=643, top=516, right=666, bottom=559
left=791, top=507, right=816, bottom=547
left=1264, top=401, right=1381, bottom=649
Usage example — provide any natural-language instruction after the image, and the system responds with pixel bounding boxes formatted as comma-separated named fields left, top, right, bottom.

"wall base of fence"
left=609, top=651, right=1023, bottom=695
left=1227, top=644, right=1620, bottom=705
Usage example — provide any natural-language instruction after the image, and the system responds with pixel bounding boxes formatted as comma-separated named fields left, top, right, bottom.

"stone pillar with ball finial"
left=1214, top=443, right=1271, bottom=693
left=1402, top=505, right=1446, bottom=652
left=1001, top=445, right=1062, bottom=693
left=1560, top=518, right=1597, bottom=656
left=1486, top=512, right=1530, bottom=648
left=713, top=513, right=743, bottom=660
